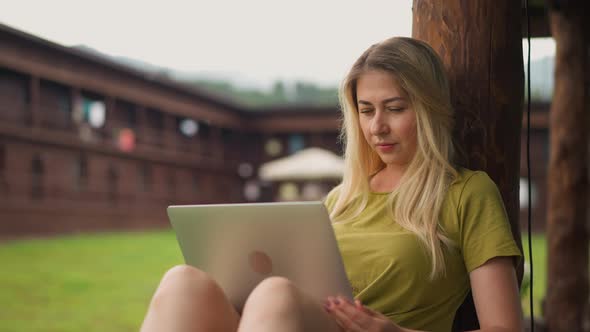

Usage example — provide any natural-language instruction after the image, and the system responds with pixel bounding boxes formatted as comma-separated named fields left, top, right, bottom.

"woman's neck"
left=370, top=165, right=406, bottom=193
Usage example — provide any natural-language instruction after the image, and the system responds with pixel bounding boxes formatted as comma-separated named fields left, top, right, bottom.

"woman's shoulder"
left=451, top=167, right=497, bottom=192
left=446, top=167, right=501, bottom=208
left=441, top=168, right=511, bottom=247
left=323, top=184, right=343, bottom=211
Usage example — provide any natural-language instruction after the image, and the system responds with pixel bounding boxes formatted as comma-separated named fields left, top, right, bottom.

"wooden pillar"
left=412, top=1, right=524, bottom=330
left=545, top=1, right=589, bottom=331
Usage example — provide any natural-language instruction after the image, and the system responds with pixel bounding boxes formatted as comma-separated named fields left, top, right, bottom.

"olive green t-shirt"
left=323, top=169, right=521, bottom=332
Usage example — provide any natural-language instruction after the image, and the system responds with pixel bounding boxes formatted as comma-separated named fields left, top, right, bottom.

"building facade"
left=0, top=24, right=341, bottom=236
left=0, top=24, right=548, bottom=237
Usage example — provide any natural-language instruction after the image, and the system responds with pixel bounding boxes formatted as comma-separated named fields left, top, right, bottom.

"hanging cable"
left=524, top=0, right=534, bottom=331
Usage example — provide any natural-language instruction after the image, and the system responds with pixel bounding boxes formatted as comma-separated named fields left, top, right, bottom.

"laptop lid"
left=167, top=201, right=353, bottom=312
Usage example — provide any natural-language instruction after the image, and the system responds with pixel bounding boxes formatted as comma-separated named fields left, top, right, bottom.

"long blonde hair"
left=330, top=37, right=459, bottom=280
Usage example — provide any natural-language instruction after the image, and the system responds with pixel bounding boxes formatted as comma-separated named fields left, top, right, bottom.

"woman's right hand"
left=323, top=296, right=404, bottom=332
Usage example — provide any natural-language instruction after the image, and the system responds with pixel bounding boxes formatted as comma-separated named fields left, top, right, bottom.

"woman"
left=140, top=37, right=523, bottom=332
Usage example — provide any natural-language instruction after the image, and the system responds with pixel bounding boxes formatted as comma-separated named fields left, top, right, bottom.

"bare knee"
left=250, top=276, right=300, bottom=300
left=159, top=264, right=209, bottom=285
left=240, top=277, right=342, bottom=332
left=142, top=265, right=239, bottom=331
left=243, top=276, right=303, bottom=318
left=152, top=265, right=223, bottom=307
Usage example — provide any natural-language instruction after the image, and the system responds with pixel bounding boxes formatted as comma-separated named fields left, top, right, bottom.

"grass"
left=0, top=230, right=548, bottom=331
left=520, top=234, right=547, bottom=318
left=0, top=230, right=183, bottom=332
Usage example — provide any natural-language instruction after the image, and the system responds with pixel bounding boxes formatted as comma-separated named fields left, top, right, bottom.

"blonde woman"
left=140, top=37, right=523, bottom=332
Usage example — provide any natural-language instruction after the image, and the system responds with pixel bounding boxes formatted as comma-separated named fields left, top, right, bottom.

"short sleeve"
left=323, top=185, right=341, bottom=213
left=458, top=172, right=522, bottom=273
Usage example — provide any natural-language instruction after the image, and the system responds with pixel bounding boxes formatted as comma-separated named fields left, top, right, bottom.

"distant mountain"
left=70, top=44, right=339, bottom=107
left=71, top=44, right=244, bottom=101
left=71, top=45, right=171, bottom=81
left=71, top=45, right=554, bottom=104
left=72, top=45, right=269, bottom=88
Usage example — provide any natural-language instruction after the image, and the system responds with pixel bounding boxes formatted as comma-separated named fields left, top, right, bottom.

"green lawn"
left=0, top=230, right=183, bottom=332
left=520, top=234, right=547, bottom=318
left=0, top=231, right=547, bottom=331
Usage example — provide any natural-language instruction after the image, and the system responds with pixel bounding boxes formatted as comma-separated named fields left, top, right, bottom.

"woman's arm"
left=324, top=256, right=523, bottom=332
left=397, top=256, right=523, bottom=332
left=467, top=256, right=524, bottom=332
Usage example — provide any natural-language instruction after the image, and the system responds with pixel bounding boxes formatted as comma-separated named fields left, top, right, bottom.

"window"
left=31, top=154, right=44, bottom=199
left=107, top=165, right=118, bottom=203
left=221, top=128, right=232, bottom=142
left=56, top=89, right=71, bottom=117
left=114, top=101, right=136, bottom=128
left=146, top=108, right=164, bottom=131
left=288, top=134, right=305, bottom=154
left=139, top=163, right=152, bottom=192
left=40, top=80, right=71, bottom=128
left=198, top=121, right=211, bottom=139
left=125, top=105, right=137, bottom=128
left=74, top=154, right=88, bottom=190
left=0, top=68, right=29, bottom=106
left=23, top=77, right=31, bottom=104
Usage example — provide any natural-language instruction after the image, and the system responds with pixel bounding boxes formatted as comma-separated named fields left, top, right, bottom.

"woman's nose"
left=370, top=112, right=389, bottom=135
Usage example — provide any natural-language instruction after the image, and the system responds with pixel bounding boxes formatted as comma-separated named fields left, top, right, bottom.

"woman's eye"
left=359, top=109, right=373, bottom=114
left=388, top=107, right=404, bottom=112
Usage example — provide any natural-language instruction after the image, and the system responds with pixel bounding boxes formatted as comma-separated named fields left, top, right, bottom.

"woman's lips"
left=376, top=143, right=396, bottom=152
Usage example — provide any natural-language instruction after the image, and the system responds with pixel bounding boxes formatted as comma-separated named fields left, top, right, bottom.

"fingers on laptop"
left=323, top=296, right=393, bottom=332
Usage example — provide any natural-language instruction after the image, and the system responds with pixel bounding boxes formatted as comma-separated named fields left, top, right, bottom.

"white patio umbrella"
left=258, top=147, right=344, bottom=181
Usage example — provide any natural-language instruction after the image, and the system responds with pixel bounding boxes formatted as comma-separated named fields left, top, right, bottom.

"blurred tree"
left=187, top=79, right=338, bottom=108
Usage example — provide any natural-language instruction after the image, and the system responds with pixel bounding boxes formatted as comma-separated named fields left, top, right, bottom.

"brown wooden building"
left=0, top=23, right=549, bottom=237
left=0, top=23, right=341, bottom=237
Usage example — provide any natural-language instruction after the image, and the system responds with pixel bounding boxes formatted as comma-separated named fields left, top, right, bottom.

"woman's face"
left=356, top=70, right=418, bottom=170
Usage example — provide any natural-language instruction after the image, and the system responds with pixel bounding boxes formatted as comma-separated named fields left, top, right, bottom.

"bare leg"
left=140, top=265, right=240, bottom=332
left=238, top=276, right=343, bottom=332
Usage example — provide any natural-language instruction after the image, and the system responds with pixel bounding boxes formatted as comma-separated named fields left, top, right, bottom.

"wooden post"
left=412, top=1, right=524, bottom=330
left=545, top=1, right=589, bottom=331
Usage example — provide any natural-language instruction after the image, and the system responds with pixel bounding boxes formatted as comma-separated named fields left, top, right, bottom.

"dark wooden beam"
left=545, top=1, right=589, bottom=331
left=412, top=1, right=524, bottom=330
left=523, top=6, right=551, bottom=38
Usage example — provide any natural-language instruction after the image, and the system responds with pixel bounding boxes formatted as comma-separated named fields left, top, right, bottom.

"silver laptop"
left=167, top=201, right=353, bottom=313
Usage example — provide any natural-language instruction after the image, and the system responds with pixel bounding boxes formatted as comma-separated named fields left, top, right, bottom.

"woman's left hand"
left=324, top=296, right=402, bottom=332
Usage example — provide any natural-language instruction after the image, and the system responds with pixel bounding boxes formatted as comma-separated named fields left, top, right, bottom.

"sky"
left=0, top=0, right=554, bottom=89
